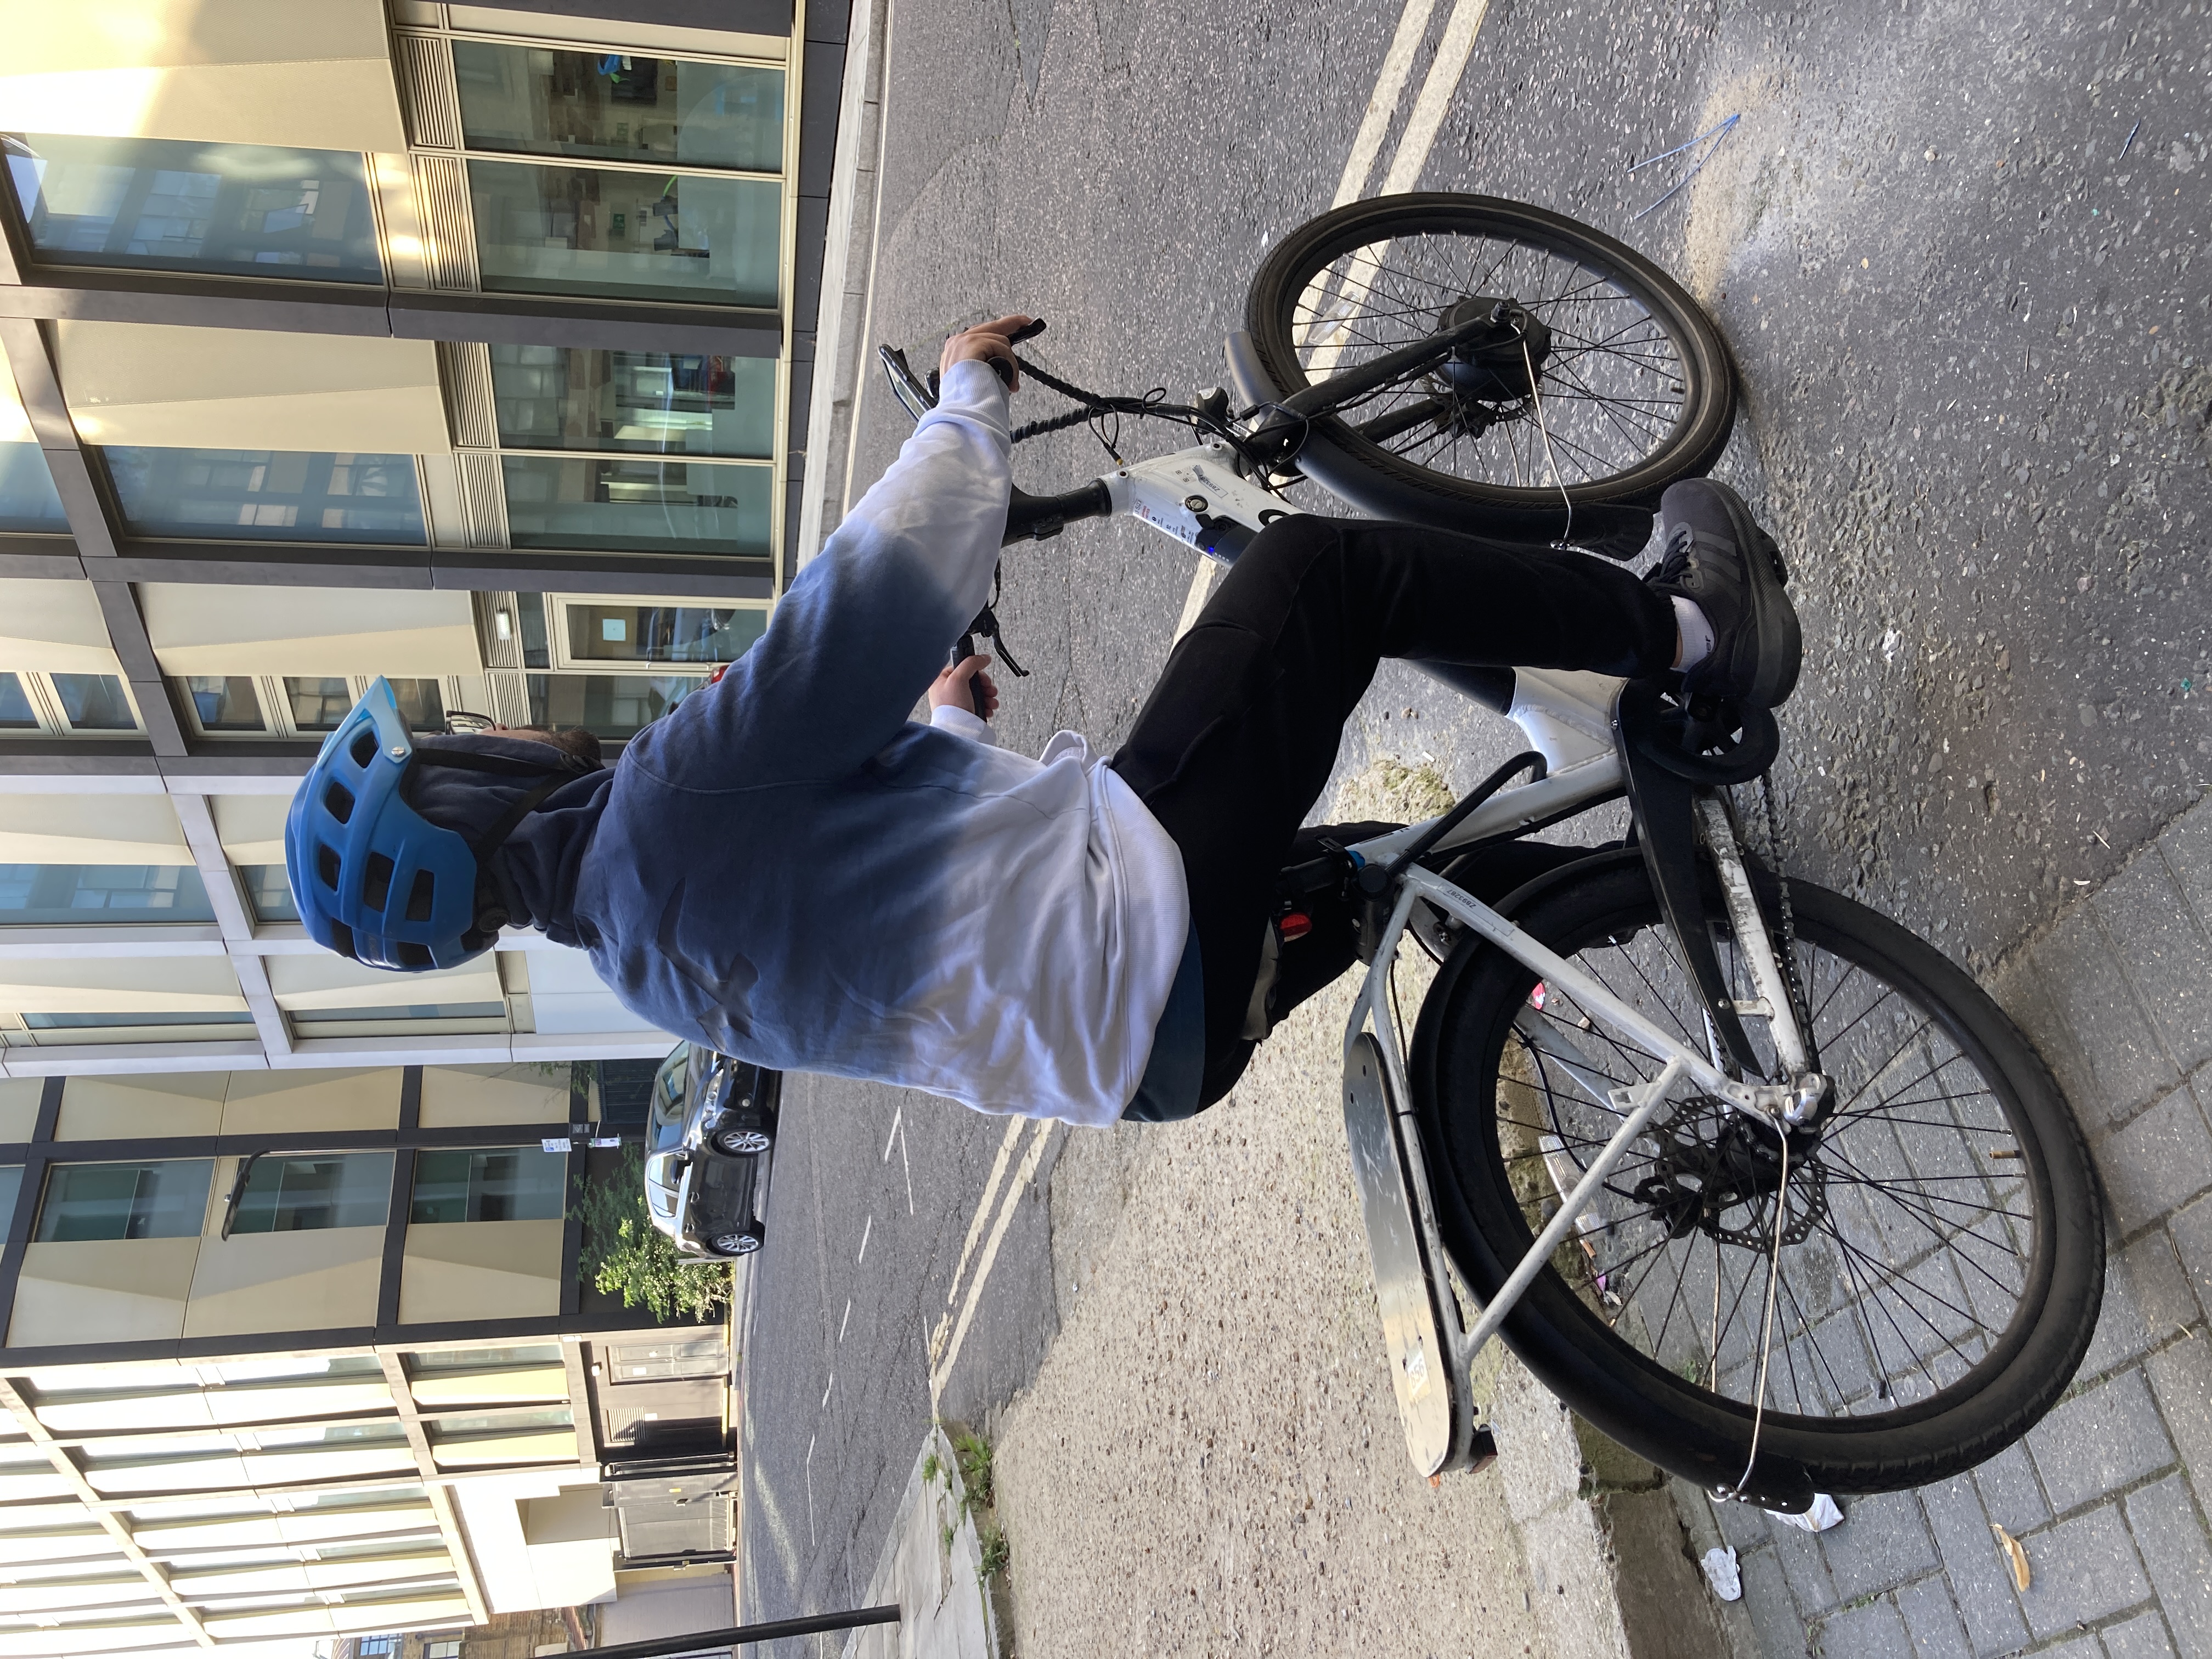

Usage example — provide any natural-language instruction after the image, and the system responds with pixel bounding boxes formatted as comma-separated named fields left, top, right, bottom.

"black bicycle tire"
left=1245, top=194, right=1738, bottom=512
left=1410, top=851, right=2104, bottom=1500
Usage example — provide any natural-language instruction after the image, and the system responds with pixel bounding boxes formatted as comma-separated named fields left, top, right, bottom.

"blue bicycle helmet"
left=284, top=679, right=589, bottom=972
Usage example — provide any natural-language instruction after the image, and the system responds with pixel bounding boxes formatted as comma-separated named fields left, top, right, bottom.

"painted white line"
left=896, top=1112, right=915, bottom=1216
left=1171, top=559, right=1218, bottom=644
left=881, top=1104, right=902, bottom=1161
left=821, top=1375, right=834, bottom=1411
left=1379, top=0, right=1493, bottom=194
left=1330, top=0, right=1442, bottom=207
left=946, top=1115, right=1029, bottom=1304
left=838, top=1297, right=851, bottom=1343
left=804, top=1434, right=817, bottom=1547
left=930, top=1120, right=1054, bottom=1406
left=855, top=1213, right=872, bottom=1265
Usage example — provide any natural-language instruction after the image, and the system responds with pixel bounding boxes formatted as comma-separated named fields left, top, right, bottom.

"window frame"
left=176, top=674, right=459, bottom=741
left=0, top=670, right=144, bottom=736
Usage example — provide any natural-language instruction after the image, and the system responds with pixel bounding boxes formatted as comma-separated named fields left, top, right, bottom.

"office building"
left=0, top=1061, right=739, bottom=1657
left=0, top=0, right=854, bottom=1077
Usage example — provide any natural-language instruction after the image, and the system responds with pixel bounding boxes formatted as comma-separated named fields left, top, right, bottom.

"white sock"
left=1672, top=594, right=1714, bottom=669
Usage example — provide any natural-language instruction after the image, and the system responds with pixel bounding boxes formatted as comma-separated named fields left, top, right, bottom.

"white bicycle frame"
left=1108, top=438, right=1820, bottom=1477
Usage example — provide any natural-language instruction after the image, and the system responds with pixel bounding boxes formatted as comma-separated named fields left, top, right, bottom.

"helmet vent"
left=349, top=729, right=379, bottom=769
left=396, top=941, right=433, bottom=969
left=315, top=845, right=342, bottom=891
left=361, top=853, right=394, bottom=913
left=323, top=780, right=356, bottom=825
left=405, top=868, right=437, bottom=923
left=328, top=920, right=357, bottom=960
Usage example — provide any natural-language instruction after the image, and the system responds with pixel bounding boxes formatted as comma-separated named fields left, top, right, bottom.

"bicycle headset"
left=284, top=678, right=599, bottom=972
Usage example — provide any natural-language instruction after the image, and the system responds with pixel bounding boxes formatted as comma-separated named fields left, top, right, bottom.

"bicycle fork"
left=1342, top=817, right=1821, bottom=1482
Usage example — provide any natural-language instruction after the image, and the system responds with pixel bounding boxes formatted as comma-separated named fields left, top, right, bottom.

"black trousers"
left=1108, top=514, right=1677, bottom=1108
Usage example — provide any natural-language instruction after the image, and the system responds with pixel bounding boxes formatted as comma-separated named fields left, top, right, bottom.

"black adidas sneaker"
left=1646, top=479, right=1802, bottom=709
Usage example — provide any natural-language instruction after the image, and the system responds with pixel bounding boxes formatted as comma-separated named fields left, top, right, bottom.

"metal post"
left=571, top=1607, right=901, bottom=1658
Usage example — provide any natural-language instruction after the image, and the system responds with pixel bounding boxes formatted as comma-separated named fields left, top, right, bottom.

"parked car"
left=641, top=1043, right=781, bottom=1260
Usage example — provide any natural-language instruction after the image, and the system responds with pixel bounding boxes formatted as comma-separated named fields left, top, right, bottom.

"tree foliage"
left=573, top=1144, right=730, bottom=1323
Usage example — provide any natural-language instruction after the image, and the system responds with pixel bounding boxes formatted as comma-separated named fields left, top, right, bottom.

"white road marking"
left=946, top=1115, right=1029, bottom=1303
left=1379, top=0, right=1494, bottom=194
left=931, top=1120, right=1054, bottom=1406
left=1172, top=559, right=1219, bottom=644
left=821, top=1375, right=834, bottom=1411
left=838, top=1297, right=851, bottom=1343
left=896, top=1110, right=915, bottom=1215
left=882, top=1104, right=902, bottom=1161
left=804, top=1434, right=817, bottom=1547
left=1330, top=0, right=1442, bottom=207
left=855, top=1213, right=872, bottom=1265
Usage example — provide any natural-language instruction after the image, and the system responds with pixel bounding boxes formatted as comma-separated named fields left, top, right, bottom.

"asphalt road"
left=740, top=0, right=2211, bottom=1644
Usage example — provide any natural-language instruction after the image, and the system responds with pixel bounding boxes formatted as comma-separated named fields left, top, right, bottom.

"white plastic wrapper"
left=1701, top=1545, right=1743, bottom=1601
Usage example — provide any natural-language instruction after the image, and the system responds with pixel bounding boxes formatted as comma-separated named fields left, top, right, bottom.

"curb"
left=844, top=1424, right=1003, bottom=1659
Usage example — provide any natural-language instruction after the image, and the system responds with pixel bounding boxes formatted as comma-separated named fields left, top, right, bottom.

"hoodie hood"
left=404, top=734, right=614, bottom=946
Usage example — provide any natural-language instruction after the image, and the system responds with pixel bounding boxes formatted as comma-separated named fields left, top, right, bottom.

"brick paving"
left=1719, top=795, right=2212, bottom=1657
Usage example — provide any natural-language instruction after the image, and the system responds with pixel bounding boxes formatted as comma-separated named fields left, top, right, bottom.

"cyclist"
left=285, top=315, right=1798, bottom=1126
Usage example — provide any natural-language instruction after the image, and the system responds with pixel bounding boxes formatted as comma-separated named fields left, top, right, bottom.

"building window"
left=489, top=346, right=775, bottom=458
left=288, top=1002, right=509, bottom=1039
left=0, top=442, right=68, bottom=531
left=356, top=1638, right=400, bottom=1657
left=36, top=1159, right=214, bottom=1241
left=557, top=601, right=764, bottom=668
left=105, top=448, right=426, bottom=544
left=466, top=159, right=780, bottom=308
left=0, top=1168, right=20, bottom=1242
left=408, top=1341, right=564, bottom=1374
left=2, top=134, right=382, bottom=283
left=18, top=1011, right=252, bottom=1042
left=453, top=44, right=785, bottom=172
left=0, top=671, right=142, bottom=736
left=241, top=864, right=298, bottom=924
left=230, top=1152, right=393, bottom=1233
left=0, top=864, right=215, bottom=926
left=500, top=454, right=770, bottom=554
left=525, top=673, right=702, bottom=741
left=426, top=1641, right=462, bottom=1659
left=410, top=1148, right=567, bottom=1224
left=179, top=675, right=448, bottom=741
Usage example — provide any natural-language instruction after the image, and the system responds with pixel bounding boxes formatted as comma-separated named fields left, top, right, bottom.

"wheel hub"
left=1631, top=1104, right=1828, bottom=1248
left=1434, top=297, right=1553, bottom=404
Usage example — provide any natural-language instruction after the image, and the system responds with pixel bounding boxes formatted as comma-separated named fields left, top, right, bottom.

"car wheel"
left=713, top=1126, right=773, bottom=1156
left=709, top=1228, right=764, bottom=1257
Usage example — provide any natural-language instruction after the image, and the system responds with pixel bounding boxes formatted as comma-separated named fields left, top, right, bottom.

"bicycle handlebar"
left=1004, top=479, right=1113, bottom=545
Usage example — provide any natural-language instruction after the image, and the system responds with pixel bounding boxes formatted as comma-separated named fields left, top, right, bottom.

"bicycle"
left=877, top=193, right=2103, bottom=1513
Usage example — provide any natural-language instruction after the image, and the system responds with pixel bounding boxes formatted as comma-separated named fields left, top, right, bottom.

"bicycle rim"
left=1416, top=859, right=2102, bottom=1495
left=1248, top=196, right=1734, bottom=507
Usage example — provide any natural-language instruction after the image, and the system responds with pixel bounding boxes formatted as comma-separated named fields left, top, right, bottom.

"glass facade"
left=501, top=454, right=770, bottom=552
left=0, top=441, right=68, bottom=531
left=527, top=673, right=701, bottom=740
left=230, top=1152, right=393, bottom=1233
left=0, top=672, right=34, bottom=727
left=3, top=134, right=381, bottom=283
left=0, top=1167, right=18, bottom=1240
left=410, top=1148, right=567, bottom=1223
left=0, top=864, right=215, bottom=925
left=288, top=1002, right=507, bottom=1036
left=106, top=448, right=426, bottom=544
left=52, top=672, right=134, bottom=729
left=562, top=601, right=764, bottom=667
left=490, top=345, right=775, bottom=458
left=241, top=864, right=298, bottom=924
left=453, top=44, right=785, bottom=172
left=36, top=1159, right=215, bottom=1241
left=183, top=675, right=263, bottom=732
left=468, top=160, right=779, bottom=307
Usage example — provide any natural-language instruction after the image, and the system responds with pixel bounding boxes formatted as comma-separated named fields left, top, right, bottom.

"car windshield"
left=647, top=1047, right=689, bottom=1153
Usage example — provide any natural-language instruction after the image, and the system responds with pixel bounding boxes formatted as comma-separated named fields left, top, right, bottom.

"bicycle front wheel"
left=1245, top=194, right=1736, bottom=515
left=1410, top=853, right=2103, bottom=1502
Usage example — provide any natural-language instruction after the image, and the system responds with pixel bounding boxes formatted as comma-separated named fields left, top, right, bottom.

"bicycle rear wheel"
left=1410, top=851, right=2103, bottom=1503
left=1245, top=194, right=1736, bottom=516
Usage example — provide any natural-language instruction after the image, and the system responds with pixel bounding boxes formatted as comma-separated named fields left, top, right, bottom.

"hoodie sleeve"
left=620, top=358, right=1011, bottom=792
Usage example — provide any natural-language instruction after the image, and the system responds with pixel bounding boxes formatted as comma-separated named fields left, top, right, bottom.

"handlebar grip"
left=949, top=633, right=981, bottom=716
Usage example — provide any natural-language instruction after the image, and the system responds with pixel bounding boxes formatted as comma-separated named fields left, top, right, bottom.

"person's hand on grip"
left=939, top=314, right=1034, bottom=392
left=928, top=655, right=1000, bottom=720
